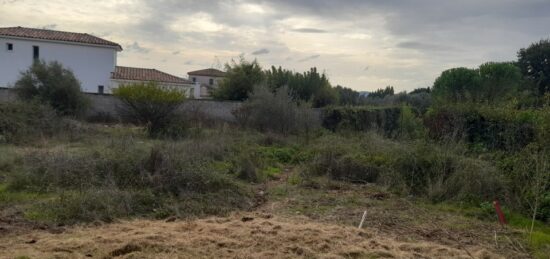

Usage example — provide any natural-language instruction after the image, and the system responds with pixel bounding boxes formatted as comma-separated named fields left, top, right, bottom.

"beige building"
left=187, top=68, right=226, bottom=99
left=111, top=66, right=195, bottom=97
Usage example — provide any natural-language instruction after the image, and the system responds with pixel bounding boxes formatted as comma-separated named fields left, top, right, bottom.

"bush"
left=0, top=101, right=60, bottom=144
left=304, top=133, right=504, bottom=203
left=8, top=137, right=254, bottom=223
left=498, top=144, right=550, bottom=221
left=14, top=61, right=89, bottom=116
left=321, top=106, right=401, bottom=136
left=113, top=82, right=187, bottom=138
left=27, top=189, right=159, bottom=224
left=424, top=105, right=541, bottom=151
left=398, top=105, right=425, bottom=139
left=232, top=85, right=320, bottom=135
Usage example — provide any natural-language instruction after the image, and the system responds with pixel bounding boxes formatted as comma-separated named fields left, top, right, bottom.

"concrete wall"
left=86, top=93, right=241, bottom=122
left=0, top=88, right=240, bottom=122
left=0, top=37, right=117, bottom=93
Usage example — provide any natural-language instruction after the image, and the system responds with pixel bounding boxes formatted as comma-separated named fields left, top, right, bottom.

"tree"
left=368, top=86, right=395, bottom=99
left=14, top=61, right=88, bottom=116
left=213, top=57, right=264, bottom=101
left=264, top=66, right=337, bottom=107
left=518, top=39, right=550, bottom=96
left=432, top=67, right=481, bottom=104
left=409, top=87, right=431, bottom=95
left=478, top=62, right=522, bottom=104
left=113, top=82, right=186, bottom=138
left=334, top=85, right=365, bottom=106
left=312, top=85, right=338, bottom=108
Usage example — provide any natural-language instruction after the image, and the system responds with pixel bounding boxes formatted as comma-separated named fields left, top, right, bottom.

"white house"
left=111, top=66, right=195, bottom=97
left=187, top=68, right=226, bottom=99
left=0, top=26, right=121, bottom=93
left=0, top=26, right=194, bottom=96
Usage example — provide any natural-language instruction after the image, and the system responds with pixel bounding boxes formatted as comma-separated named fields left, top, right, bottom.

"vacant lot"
left=0, top=119, right=548, bottom=258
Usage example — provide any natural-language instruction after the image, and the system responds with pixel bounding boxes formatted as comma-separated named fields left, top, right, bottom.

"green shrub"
left=398, top=105, right=425, bottom=139
left=304, top=133, right=503, bottom=203
left=0, top=101, right=60, bottom=144
left=8, top=137, right=253, bottom=224
left=27, top=189, right=159, bottom=224
left=113, top=82, right=187, bottom=138
left=14, top=61, right=89, bottom=116
left=321, top=106, right=401, bottom=136
left=424, top=105, right=543, bottom=151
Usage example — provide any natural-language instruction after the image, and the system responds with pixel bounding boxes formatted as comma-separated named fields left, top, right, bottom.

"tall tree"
left=368, top=86, right=395, bottom=99
left=213, top=57, right=264, bottom=101
left=432, top=67, right=481, bottom=104
left=478, top=62, right=522, bottom=104
left=518, top=39, right=550, bottom=96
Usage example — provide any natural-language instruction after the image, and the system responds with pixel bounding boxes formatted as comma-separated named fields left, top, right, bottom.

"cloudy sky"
left=1, top=0, right=549, bottom=92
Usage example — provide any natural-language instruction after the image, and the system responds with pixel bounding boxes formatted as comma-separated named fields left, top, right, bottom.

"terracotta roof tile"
left=112, top=66, right=193, bottom=84
left=0, top=26, right=122, bottom=50
left=188, top=68, right=226, bottom=77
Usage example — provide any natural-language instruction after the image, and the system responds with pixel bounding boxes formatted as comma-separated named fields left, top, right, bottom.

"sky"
left=1, top=0, right=549, bottom=92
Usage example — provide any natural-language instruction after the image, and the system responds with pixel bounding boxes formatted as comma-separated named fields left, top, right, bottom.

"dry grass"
left=0, top=213, right=504, bottom=259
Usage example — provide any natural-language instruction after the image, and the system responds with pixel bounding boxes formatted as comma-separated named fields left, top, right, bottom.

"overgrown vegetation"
left=0, top=101, right=59, bottom=144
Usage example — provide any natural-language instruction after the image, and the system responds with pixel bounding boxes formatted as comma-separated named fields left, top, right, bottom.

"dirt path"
left=0, top=213, right=504, bottom=259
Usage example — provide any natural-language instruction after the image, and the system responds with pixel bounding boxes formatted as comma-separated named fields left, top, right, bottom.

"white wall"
left=188, top=75, right=223, bottom=87
left=0, top=37, right=117, bottom=93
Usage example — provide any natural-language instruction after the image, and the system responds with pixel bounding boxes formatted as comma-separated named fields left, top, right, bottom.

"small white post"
left=358, top=210, right=367, bottom=229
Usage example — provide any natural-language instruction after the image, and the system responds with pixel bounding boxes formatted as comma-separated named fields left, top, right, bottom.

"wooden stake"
left=358, top=210, right=367, bottom=229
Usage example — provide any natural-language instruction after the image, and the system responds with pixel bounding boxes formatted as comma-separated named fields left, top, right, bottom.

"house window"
left=98, top=85, right=104, bottom=94
left=33, top=46, right=40, bottom=60
left=192, top=77, right=196, bottom=83
left=6, top=43, right=13, bottom=51
left=209, top=78, right=214, bottom=85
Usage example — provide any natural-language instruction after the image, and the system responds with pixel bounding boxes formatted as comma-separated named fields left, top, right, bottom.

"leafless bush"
left=232, top=84, right=320, bottom=135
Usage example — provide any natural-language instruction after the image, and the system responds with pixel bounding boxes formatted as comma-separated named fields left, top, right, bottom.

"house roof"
left=0, top=26, right=122, bottom=50
left=112, top=66, right=193, bottom=85
left=188, top=68, right=226, bottom=77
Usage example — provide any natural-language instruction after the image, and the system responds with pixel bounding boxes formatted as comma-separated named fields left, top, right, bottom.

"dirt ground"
left=0, top=212, right=507, bottom=259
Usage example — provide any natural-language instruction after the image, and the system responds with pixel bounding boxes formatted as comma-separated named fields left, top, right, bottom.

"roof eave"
left=0, top=35, right=123, bottom=51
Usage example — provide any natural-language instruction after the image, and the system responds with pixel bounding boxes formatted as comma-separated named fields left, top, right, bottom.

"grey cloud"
left=251, top=48, right=270, bottom=55
left=173, top=50, right=181, bottom=55
left=291, top=28, right=327, bottom=33
left=126, top=42, right=150, bottom=53
left=396, top=41, right=454, bottom=52
left=298, top=54, right=320, bottom=62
